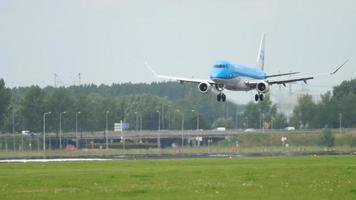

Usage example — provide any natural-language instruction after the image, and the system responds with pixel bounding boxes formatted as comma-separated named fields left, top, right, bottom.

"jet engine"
left=198, top=82, right=211, bottom=93
left=256, top=81, right=270, bottom=93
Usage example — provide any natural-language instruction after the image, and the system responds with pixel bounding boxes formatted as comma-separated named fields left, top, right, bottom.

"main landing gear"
left=216, top=84, right=226, bottom=102
left=217, top=93, right=226, bottom=102
left=255, top=93, right=264, bottom=102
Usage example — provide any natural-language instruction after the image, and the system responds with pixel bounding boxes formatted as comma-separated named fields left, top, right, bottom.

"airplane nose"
left=210, top=69, right=225, bottom=79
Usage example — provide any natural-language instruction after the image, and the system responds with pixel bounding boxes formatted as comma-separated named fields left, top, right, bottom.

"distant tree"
left=242, top=95, right=277, bottom=129
left=288, top=79, right=356, bottom=129
left=273, top=113, right=288, bottom=129
left=290, top=95, right=318, bottom=129
left=335, top=93, right=356, bottom=128
left=45, top=88, right=75, bottom=132
left=96, top=96, right=119, bottom=131
left=319, top=128, right=334, bottom=147
left=313, top=92, right=333, bottom=128
left=74, top=95, right=98, bottom=132
left=8, top=82, right=244, bottom=131
left=8, top=78, right=356, bottom=131
left=243, top=102, right=260, bottom=128
left=0, top=79, right=11, bottom=131
left=332, top=79, right=356, bottom=99
left=19, top=86, right=44, bottom=133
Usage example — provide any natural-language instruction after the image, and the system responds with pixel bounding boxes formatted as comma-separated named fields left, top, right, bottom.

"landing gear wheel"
left=217, top=93, right=226, bottom=102
left=255, top=94, right=259, bottom=101
left=217, top=93, right=221, bottom=102
left=222, top=94, right=226, bottom=102
left=259, top=94, right=264, bottom=101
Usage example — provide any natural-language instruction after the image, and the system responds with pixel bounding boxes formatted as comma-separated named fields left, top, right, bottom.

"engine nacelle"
left=198, top=82, right=211, bottom=93
left=256, top=81, right=270, bottom=93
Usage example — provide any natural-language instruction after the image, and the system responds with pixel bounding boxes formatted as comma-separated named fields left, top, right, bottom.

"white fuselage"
left=209, top=61, right=266, bottom=92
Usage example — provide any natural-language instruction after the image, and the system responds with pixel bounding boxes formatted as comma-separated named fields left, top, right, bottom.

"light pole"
left=181, top=112, right=185, bottom=147
left=173, top=110, right=177, bottom=130
left=181, top=112, right=185, bottom=132
left=236, top=112, right=243, bottom=129
left=192, top=110, right=199, bottom=130
left=139, top=114, right=142, bottom=131
left=12, top=111, right=15, bottom=151
left=156, top=110, right=161, bottom=132
left=105, top=110, right=109, bottom=150
left=156, top=110, right=161, bottom=148
left=175, top=109, right=179, bottom=129
left=245, top=116, right=249, bottom=128
left=134, top=111, right=138, bottom=131
left=167, top=105, right=171, bottom=130
left=59, top=111, right=66, bottom=149
left=43, top=112, right=51, bottom=152
left=262, top=113, right=265, bottom=133
left=12, top=111, right=15, bottom=134
left=236, top=112, right=239, bottom=129
left=76, top=111, right=81, bottom=148
left=339, top=113, right=342, bottom=133
left=161, top=104, right=165, bottom=129
left=4, top=132, right=8, bottom=152
left=176, top=109, right=185, bottom=147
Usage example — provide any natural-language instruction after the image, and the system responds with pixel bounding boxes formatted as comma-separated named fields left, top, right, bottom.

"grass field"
left=0, top=156, right=356, bottom=200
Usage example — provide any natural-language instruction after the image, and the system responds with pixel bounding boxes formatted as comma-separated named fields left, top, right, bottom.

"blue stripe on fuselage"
left=210, top=61, right=265, bottom=80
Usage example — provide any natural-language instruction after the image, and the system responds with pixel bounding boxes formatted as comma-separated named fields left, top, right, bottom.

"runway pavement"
left=0, top=150, right=353, bottom=163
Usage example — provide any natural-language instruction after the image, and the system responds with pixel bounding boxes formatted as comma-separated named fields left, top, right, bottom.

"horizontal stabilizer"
left=268, top=77, right=314, bottom=85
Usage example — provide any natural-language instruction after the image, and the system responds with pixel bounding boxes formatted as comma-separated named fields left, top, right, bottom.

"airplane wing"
left=145, top=62, right=216, bottom=85
left=244, top=76, right=314, bottom=88
left=267, top=59, right=349, bottom=86
left=265, top=72, right=300, bottom=78
left=268, top=77, right=314, bottom=85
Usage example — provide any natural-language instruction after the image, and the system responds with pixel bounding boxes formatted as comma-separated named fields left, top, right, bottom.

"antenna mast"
left=54, top=73, right=58, bottom=88
left=78, top=73, right=81, bottom=85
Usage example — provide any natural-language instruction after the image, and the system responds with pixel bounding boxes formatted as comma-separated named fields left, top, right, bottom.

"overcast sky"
left=1, top=0, right=355, bottom=103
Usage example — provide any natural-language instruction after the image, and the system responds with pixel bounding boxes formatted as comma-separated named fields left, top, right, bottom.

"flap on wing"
left=268, top=77, right=314, bottom=85
left=265, top=72, right=300, bottom=78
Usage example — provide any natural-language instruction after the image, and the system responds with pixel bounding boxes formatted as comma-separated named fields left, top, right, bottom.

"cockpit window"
left=214, top=64, right=226, bottom=68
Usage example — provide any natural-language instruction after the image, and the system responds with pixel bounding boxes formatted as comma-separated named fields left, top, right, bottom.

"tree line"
left=0, top=80, right=245, bottom=133
left=1, top=78, right=355, bottom=133
left=290, top=79, right=356, bottom=129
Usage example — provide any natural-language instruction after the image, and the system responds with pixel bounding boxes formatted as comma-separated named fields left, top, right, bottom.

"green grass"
left=0, top=156, right=356, bottom=200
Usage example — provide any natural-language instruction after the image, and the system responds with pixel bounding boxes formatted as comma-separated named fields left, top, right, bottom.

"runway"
left=0, top=158, right=113, bottom=163
left=0, top=150, right=354, bottom=163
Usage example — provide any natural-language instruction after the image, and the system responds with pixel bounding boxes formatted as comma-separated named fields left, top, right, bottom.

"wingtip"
left=330, top=59, right=349, bottom=75
left=144, top=62, right=158, bottom=77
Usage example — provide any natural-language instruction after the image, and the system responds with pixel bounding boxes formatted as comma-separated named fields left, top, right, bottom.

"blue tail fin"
left=257, top=34, right=266, bottom=71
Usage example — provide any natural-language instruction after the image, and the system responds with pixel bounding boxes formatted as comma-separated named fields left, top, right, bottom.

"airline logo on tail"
left=257, top=34, right=265, bottom=70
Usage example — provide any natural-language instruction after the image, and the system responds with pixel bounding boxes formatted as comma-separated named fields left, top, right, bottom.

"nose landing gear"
left=216, top=84, right=226, bottom=102
left=255, top=93, right=264, bottom=102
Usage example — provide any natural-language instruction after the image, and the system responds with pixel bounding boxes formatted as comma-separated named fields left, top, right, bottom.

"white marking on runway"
left=0, top=158, right=113, bottom=163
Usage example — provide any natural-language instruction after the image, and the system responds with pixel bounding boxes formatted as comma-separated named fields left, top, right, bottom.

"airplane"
left=146, top=34, right=348, bottom=102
